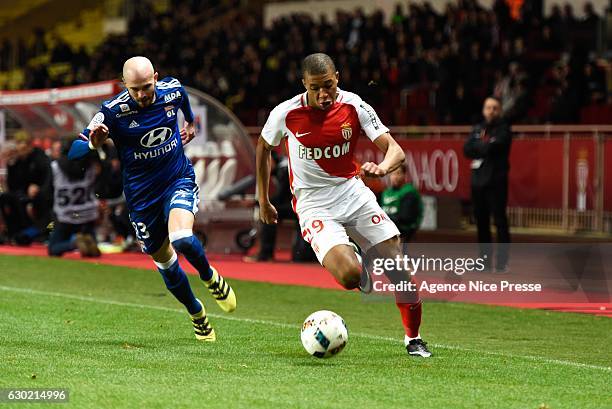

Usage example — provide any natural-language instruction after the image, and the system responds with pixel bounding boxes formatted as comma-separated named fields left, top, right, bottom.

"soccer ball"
left=300, top=310, right=348, bottom=358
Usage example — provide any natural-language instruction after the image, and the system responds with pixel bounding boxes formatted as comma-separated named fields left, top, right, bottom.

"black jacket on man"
left=7, top=147, right=52, bottom=199
left=463, top=118, right=512, bottom=270
left=463, top=118, right=512, bottom=187
left=1, top=147, right=52, bottom=240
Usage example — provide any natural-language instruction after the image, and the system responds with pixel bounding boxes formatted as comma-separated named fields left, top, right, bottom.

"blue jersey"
left=83, top=77, right=195, bottom=211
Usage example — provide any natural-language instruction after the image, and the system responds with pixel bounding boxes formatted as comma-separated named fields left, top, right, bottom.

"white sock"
left=154, top=252, right=178, bottom=270
left=404, top=334, right=421, bottom=346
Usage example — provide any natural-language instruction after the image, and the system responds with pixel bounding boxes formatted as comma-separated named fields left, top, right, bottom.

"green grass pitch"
left=0, top=255, right=610, bottom=409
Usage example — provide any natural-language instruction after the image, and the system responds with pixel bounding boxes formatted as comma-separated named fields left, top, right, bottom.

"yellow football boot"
left=205, top=267, right=236, bottom=313
left=191, top=299, right=216, bottom=341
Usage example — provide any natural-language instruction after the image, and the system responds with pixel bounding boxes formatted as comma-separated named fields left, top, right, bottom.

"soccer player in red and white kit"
left=256, top=53, right=431, bottom=357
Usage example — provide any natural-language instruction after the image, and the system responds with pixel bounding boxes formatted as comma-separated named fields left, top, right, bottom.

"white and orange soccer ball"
left=300, top=310, right=348, bottom=358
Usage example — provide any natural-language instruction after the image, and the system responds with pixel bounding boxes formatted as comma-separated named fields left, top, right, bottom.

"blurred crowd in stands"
left=0, top=0, right=610, bottom=126
left=0, top=131, right=134, bottom=252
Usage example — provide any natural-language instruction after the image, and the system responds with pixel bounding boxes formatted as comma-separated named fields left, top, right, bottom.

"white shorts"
left=295, top=177, right=400, bottom=264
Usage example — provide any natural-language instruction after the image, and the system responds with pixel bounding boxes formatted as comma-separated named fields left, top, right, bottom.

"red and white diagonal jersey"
left=261, top=89, right=389, bottom=192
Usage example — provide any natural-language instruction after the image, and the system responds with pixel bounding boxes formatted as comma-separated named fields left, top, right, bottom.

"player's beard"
left=138, top=97, right=152, bottom=107
left=134, top=91, right=154, bottom=107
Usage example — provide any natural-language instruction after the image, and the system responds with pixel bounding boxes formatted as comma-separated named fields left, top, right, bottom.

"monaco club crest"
left=341, top=122, right=352, bottom=140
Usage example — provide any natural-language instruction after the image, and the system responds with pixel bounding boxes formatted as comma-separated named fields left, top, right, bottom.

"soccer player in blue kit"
left=69, top=56, right=236, bottom=341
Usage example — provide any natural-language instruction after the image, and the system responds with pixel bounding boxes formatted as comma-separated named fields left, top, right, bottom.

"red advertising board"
left=355, top=137, right=571, bottom=209
left=0, top=80, right=119, bottom=106
left=355, top=139, right=471, bottom=200
left=605, top=139, right=612, bottom=212
left=507, top=139, right=564, bottom=208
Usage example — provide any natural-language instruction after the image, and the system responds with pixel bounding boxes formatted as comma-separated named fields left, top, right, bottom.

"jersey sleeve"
left=179, top=85, right=195, bottom=123
left=81, top=105, right=114, bottom=139
left=261, top=106, right=287, bottom=147
left=69, top=105, right=114, bottom=160
left=356, top=99, right=389, bottom=141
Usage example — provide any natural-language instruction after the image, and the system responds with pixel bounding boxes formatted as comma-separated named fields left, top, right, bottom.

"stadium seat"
left=208, top=159, right=238, bottom=201
left=193, top=158, right=206, bottom=189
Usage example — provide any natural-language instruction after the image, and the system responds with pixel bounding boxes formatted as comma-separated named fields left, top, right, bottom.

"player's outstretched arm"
left=256, top=136, right=278, bottom=224
left=361, top=133, right=405, bottom=177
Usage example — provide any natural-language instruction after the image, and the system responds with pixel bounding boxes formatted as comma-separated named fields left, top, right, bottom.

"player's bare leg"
left=371, top=236, right=430, bottom=357
left=322, top=244, right=362, bottom=290
left=168, top=208, right=236, bottom=313
left=151, top=239, right=175, bottom=263
left=151, top=239, right=214, bottom=341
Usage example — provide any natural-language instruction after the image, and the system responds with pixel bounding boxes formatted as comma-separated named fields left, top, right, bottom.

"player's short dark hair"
left=396, top=162, right=407, bottom=174
left=302, top=53, right=336, bottom=77
left=484, top=95, right=502, bottom=105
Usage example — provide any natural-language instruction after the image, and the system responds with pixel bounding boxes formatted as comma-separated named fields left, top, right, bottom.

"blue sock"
left=170, top=230, right=213, bottom=281
left=155, top=253, right=201, bottom=315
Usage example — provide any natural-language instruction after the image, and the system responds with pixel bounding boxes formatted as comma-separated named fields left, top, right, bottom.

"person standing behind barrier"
left=48, top=141, right=101, bottom=257
left=463, top=97, right=512, bottom=273
left=380, top=163, right=423, bottom=242
left=0, top=131, right=52, bottom=245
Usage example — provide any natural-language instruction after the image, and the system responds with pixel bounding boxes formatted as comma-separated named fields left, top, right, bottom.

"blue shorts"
left=128, top=178, right=200, bottom=254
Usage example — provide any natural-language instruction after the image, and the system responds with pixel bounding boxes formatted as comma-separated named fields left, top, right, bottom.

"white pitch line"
left=1, top=285, right=610, bottom=372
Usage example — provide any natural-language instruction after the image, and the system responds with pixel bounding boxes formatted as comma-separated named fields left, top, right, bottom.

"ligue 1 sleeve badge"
left=341, top=122, right=352, bottom=140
